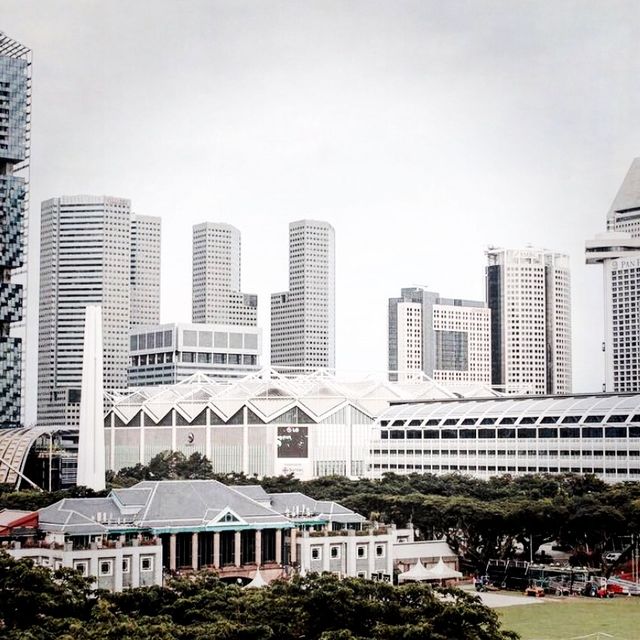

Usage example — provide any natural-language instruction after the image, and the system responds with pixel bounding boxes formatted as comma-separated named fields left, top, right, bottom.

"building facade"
left=486, top=247, right=572, bottom=395
left=587, top=159, right=640, bottom=393
left=38, top=196, right=160, bottom=427
left=130, top=214, right=161, bottom=327
left=192, top=223, right=257, bottom=326
left=388, top=288, right=491, bottom=385
left=104, top=368, right=495, bottom=480
left=0, top=33, right=31, bottom=428
left=128, top=323, right=262, bottom=386
left=370, top=393, right=640, bottom=482
left=271, top=220, right=335, bottom=372
left=4, top=480, right=397, bottom=590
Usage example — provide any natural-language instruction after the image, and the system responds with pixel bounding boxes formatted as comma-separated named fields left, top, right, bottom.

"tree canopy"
left=0, top=553, right=518, bottom=640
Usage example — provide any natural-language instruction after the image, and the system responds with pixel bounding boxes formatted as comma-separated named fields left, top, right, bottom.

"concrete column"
left=255, top=530, right=262, bottom=566
left=322, top=539, right=330, bottom=572
left=132, top=550, right=140, bottom=587
left=346, top=530, right=356, bottom=577
left=191, top=532, right=199, bottom=571
left=242, top=407, right=249, bottom=474
left=169, top=534, right=177, bottom=571
left=275, top=529, right=282, bottom=564
left=368, top=539, right=375, bottom=577
left=234, top=531, right=242, bottom=567
left=290, top=528, right=297, bottom=565
left=213, top=532, right=220, bottom=568
left=114, top=550, right=124, bottom=592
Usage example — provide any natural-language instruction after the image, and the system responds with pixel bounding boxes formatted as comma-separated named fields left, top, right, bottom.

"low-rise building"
left=3, top=480, right=456, bottom=590
left=128, top=323, right=262, bottom=386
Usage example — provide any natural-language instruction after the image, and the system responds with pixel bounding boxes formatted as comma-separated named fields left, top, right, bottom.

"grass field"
left=498, top=597, right=640, bottom=640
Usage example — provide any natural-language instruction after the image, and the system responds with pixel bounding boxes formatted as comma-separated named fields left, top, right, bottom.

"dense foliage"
left=3, top=450, right=639, bottom=571
left=0, top=553, right=518, bottom=639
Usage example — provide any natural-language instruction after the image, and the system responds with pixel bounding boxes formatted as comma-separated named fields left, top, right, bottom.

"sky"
left=3, top=0, right=640, bottom=423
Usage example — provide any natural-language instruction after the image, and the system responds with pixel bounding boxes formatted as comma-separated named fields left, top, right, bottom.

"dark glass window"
left=498, top=428, right=515, bottom=439
left=443, top=418, right=458, bottom=426
left=390, top=430, right=405, bottom=439
left=561, top=416, right=580, bottom=423
left=584, top=415, right=605, bottom=423
left=460, top=429, right=477, bottom=439
left=560, top=427, right=580, bottom=438
left=426, top=419, right=440, bottom=426
left=423, top=430, right=439, bottom=439
left=538, top=428, right=557, bottom=438
left=582, top=427, right=603, bottom=438
left=407, top=430, right=422, bottom=439
left=481, top=418, right=496, bottom=425
left=517, top=428, right=536, bottom=438
left=519, top=416, right=536, bottom=424
left=499, top=417, right=516, bottom=425
left=540, top=416, right=559, bottom=424
left=605, top=426, right=627, bottom=438
left=607, top=415, right=628, bottom=423
left=442, top=429, right=458, bottom=439
left=478, top=429, right=494, bottom=438
left=408, top=419, right=422, bottom=427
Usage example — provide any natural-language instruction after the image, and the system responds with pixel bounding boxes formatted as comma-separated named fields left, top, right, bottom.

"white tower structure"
left=586, top=159, right=640, bottom=392
left=76, top=305, right=105, bottom=491
left=486, top=247, right=572, bottom=395
left=38, top=195, right=160, bottom=427
left=191, top=222, right=257, bottom=325
left=271, top=220, right=336, bottom=372
left=130, top=214, right=161, bottom=327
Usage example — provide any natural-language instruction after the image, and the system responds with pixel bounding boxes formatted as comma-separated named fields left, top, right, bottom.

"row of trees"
left=3, top=450, right=639, bottom=570
left=0, top=552, right=518, bottom=639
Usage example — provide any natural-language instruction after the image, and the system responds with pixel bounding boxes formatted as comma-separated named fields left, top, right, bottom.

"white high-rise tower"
left=271, top=220, right=335, bottom=371
left=130, top=214, right=161, bottom=327
left=192, top=222, right=257, bottom=325
left=38, top=195, right=160, bottom=426
left=486, top=247, right=572, bottom=395
left=586, top=158, right=640, bottom=392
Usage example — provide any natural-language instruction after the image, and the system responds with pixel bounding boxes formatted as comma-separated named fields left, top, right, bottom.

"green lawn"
left=498, top=597, right=640, bottom=640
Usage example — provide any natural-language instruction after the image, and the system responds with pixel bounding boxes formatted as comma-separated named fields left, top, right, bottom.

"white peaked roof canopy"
left=245, top=568, right=268, bottom=589
left=398, top=559, right=433, bottom=583
left=425, top=557, right=462, bottom=580
left=398, top=558, right=462, bottom=583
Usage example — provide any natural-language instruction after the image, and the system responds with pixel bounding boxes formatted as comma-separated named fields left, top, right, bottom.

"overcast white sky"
left=4, top=0, right=640, bottom=422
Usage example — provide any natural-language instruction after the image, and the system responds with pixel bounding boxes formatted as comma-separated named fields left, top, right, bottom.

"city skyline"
left=3, top=2, right=640, bottom=423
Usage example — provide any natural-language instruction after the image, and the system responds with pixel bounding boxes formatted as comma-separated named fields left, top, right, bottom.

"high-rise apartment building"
left=586, top=158, right=640, bottom=392
left=388, top=288, right=491, bottom=384
left=38, top=196, right=161, bottom=426
left=271, top=220, right=335, bottom=371
left=192, top=223, right=257, bottom=326
left=0, top=33, right=31, bottom=428
left=486, top=247, right=572, bottom=395
left=130, top=214, right=161, bottom=327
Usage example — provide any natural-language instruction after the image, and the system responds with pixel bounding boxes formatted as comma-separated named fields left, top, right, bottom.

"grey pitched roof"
left=130, top=480, right=291, bottom=529
left=232, top=485, right=270, bottom=502
left=266, top=492, right=366, bottom=524
left=38, top=498, right=125, bottom=535
left=111, top=488, right=152, bottom=506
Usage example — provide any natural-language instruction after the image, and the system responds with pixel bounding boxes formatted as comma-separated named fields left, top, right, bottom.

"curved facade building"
left=370, top=393, right=640, bottom=481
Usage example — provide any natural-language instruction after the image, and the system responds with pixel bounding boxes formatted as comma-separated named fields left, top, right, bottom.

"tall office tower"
left=586, top=157, right=640, bottom=392
left=0, top=33, right=31, bottom=428
left=486, top=247, right=572, bottom=395
left=130, top=214, right=161, bottom=327
left=192, top=223, right=257, bottom=326
left=38, top=196, right=137, bottom=426
left=388, top=288, right=491, bottom=384
left=271, top=220, right=335, bottom=371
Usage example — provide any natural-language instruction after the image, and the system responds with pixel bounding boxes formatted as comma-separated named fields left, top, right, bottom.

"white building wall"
left=130, top=215, right=161, bottom=327
left=38, top=196, right=132, bottom=426
left=486, top=247, right=572, bottom=395
left=432, top=303, right=491, bottom=385
left=270, top=220, right=335, bottom=371
left=192, top=222, right=257, bottom=326
left=396, top=302, right=422, bottom=381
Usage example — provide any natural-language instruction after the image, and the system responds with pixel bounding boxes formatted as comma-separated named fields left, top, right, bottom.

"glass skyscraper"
left=0, top=33, right=31, bottom=428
